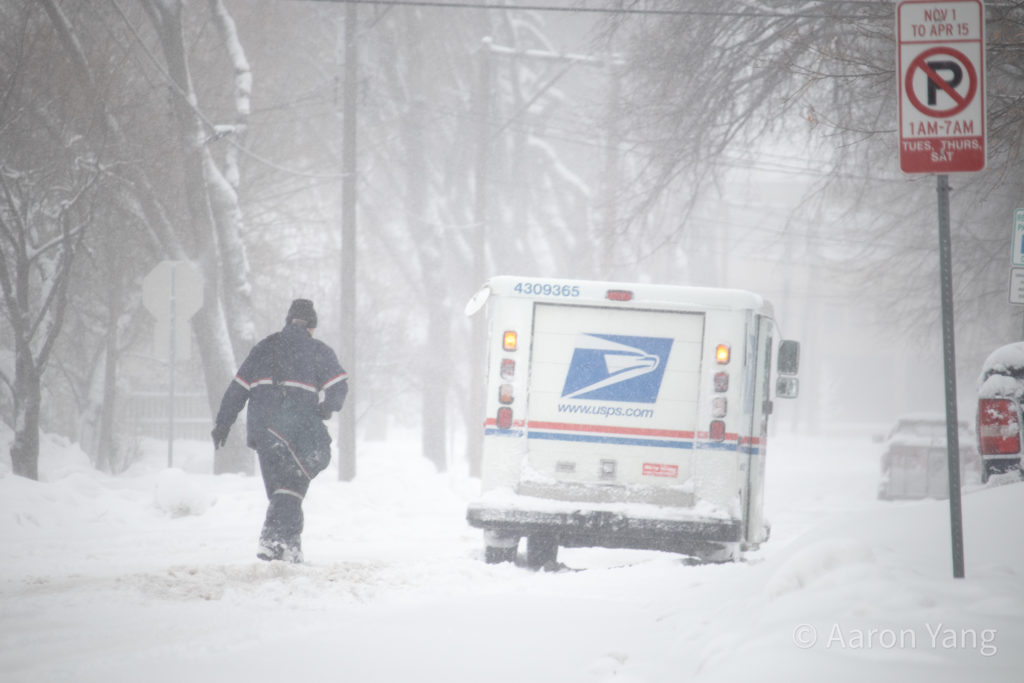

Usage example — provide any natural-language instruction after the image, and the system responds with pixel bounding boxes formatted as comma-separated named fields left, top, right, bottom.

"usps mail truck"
left=464, top=276, right=799, bottom=567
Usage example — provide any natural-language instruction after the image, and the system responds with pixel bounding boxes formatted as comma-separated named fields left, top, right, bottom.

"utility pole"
left=468, top=37, right=493, bottom=477
left=338, top=1, right=358, bottom=481
left=600, top=52, right=621, bottom=276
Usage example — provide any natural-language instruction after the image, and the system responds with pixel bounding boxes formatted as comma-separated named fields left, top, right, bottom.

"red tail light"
left=714, top=371, right=729, bottom=392
left=709, top=420, right=726, bottom=442
left=978, top=398, right=1021, bottom=455
left=496, top=407, right=513, bottom=430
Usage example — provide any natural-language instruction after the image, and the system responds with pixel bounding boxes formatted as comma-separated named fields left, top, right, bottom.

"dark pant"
left=256, top=441, right=312, bottom=557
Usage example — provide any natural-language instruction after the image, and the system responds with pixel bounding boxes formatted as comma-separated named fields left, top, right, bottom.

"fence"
left=123, top=391, right=213, bottom=442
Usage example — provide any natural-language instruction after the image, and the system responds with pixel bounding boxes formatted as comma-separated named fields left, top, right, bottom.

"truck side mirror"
left=464, top=283, right=491, bottom=317
left=778, top=340, right=800, bottom=375
left=776, top=376, right=799, bottom=399
left=776, top=340, right=799, bottom=399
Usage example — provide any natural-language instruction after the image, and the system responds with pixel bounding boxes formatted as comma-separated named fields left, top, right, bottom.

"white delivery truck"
left=464, top=276, right=799, bottom=567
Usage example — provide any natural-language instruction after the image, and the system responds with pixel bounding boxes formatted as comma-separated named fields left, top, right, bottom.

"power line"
left=299, top=0, right=888, bottom=21
left=106, top=0, right=348, bottom=180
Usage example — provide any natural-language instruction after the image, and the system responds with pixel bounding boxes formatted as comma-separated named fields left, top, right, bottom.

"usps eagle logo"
left=560, top=334, right=673, bottom=403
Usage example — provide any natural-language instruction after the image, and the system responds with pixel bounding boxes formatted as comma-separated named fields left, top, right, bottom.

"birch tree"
left=32, top=0, right=263, bottom=473
left=136, top=0, right=259, bottom=472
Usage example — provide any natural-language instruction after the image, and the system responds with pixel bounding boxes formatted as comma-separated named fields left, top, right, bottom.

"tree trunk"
left=207, top=0, right=256, bottom=357
left=94, top=257, right=123, bottom=474
left=10, top=350, right=41, bottom=480
left=194, top=302, right=252, bottom=474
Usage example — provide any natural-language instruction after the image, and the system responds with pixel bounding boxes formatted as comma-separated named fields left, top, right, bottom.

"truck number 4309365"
left=514, top=281, right=581, bottom=297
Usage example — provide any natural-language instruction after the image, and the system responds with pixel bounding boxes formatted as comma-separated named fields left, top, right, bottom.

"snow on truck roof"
left=978, top=341, right=1024, bottom=399
left=980, top=341, right=1024, bottom=376
left=483, top=275, right=773, bottom=315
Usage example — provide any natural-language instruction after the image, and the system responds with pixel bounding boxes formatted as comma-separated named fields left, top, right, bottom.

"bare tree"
left=32, top=0, right=264, bottom=473
left=0, top=164, right=96, bottom=479
left=135, top=0, right=261, bottom=472
left=0, top=1, right=107, bottom=479
left=612, top=0, right=1024, bottom=365
left=2, top=0, right=685, bottom=479
left=53, top=195, right=150, bottom=474
left=354, top=5, right=608, bottom=470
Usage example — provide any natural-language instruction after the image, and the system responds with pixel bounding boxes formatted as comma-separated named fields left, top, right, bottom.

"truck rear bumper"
left=980, top=455, right=1021, bottom=465
left=467, top=499, right=743, bottom=556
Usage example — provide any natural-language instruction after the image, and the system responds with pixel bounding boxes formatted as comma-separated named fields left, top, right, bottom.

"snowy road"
left=1, top=431, right=1021, bottom=682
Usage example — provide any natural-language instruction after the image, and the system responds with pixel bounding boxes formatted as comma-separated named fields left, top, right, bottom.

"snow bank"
left=154, top=468, right=216, bottom=517
left=0, top=427, right=92, bottom=481
left=763, top=537, right=876, bottom=598
left=0, top=429, right=1021, bottom=682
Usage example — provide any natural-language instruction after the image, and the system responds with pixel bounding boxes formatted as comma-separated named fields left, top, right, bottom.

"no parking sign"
left=897, top=0, right=985, bottom=174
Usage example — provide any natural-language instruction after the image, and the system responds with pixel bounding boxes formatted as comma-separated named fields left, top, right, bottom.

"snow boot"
left=256, top=537, right=284, bottom=562
left=256, top=537, right=303, bottom=563
left=257, top=489, right=305, bottom=563
left=279, top=538, right=304, bottom=564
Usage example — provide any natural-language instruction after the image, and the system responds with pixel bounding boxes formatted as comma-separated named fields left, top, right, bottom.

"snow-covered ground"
left=1, top=427, right=1021, bottom=682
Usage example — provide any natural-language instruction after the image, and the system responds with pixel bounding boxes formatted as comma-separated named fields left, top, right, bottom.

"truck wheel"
left=700, top=542, right=740, bottom=564
left=525, top=534, right=558, bottom=569
left=484, top=545, right=517, bottom=564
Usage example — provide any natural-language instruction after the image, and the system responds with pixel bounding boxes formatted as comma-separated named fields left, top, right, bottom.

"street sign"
left=1010, top=268, right=1024, bottom=305
left=142, top=260, right=203, bottom=360
left=1013, top=209, right=1024, bottom=267
left=141, top=260, right=203, bottom=469
left=897, top=0, right=985, bottom=174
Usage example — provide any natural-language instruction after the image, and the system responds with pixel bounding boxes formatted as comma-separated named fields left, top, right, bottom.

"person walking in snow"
left=211, top=299, right=348, bottom=563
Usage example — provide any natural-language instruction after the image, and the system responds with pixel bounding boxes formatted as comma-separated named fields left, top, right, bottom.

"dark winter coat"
left=215, top=323, right=348, bottom=475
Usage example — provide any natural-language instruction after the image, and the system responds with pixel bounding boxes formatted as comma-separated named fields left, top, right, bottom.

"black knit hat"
left=286, top=299, right=317, bottom=328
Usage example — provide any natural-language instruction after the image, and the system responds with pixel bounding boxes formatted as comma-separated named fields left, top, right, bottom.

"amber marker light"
left=715, top=344, right=730, bottom=364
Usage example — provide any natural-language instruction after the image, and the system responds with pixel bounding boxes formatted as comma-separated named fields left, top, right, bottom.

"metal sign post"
left=167, top=266, right=177, bottom=469
left=935, top=174, right=965, bottom=579
left=897, top=0, right=985, bottom=579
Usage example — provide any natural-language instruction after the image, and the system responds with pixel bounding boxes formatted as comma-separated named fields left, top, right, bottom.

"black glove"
left=317, top=403, right=333, bottom=421
left=211, top=423, right=230, bottom=449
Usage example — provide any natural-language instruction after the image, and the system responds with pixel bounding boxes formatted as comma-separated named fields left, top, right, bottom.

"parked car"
left=976, top=342, right=1024, bottom=483
left=877, top=414, right=980, bottom=500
